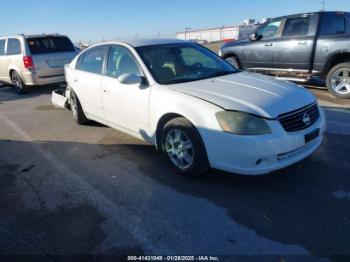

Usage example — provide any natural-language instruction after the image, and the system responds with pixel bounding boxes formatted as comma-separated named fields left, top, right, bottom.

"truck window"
left=0, top=40, right=5, bottom=56
left=283, top=17, right=310, bottom=37
left=27, top=36, right=75, bottom=55
left=256, top=19, right=282, bottom=39
left=7, top=39, right=22, bottom=55
left=320, top=13, right=346, bottom=35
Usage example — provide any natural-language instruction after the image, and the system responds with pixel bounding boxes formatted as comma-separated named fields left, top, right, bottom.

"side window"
left=257, top=19, right=282, bottom=39
left=106, top=45, right=142, bottom=79
left=80, top=46, right=106, bottom=74
left=0, top=40, right=5, bottom=56
left=6, top=38, right=22, bottom=55
left=320, top=13, right=346, bottom=35
left=282, top=17, right=310, bottom=37
left=75, top=53, right=85, bottom=70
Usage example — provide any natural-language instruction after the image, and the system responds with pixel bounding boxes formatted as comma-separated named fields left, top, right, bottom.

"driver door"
left=241, top=18, right=283, bottom=70
left=102, top=45, right=151, bottom=138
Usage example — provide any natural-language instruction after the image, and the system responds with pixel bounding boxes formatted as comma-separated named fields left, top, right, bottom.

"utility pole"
left=321, top=1, right=325, bottom=11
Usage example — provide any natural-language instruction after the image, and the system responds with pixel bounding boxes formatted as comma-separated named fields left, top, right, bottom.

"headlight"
left=216, top=111, right=272, bottom=135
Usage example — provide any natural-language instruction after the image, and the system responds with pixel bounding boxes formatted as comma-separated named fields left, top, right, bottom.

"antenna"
left=321, top=1, right=325, bottom=11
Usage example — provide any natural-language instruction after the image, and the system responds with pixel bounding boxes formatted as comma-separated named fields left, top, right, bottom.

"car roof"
left=0, top=34, right=69, bottom=39
left=274, top=11, right=350, bottom=20
left=98, top=38, right=188, bottom=48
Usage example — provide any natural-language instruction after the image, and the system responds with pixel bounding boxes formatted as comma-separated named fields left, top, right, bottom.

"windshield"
left=136, top=43, right=237, bottom=85
left=27, top=36, right=75, bottom=55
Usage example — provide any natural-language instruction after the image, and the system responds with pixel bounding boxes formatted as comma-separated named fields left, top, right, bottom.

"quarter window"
left=7, top=39, right=22, bottom=55
left=0, top=40, right=5, bottom=56
left=283, top=17, right=310, bottom=37
left=320, top=13, right=346, bottom=35
left=106, top=45, right=142, bottom=79
left=257, top=19, right=282, bottom=39
left=80, top=46, right=106, bottom=74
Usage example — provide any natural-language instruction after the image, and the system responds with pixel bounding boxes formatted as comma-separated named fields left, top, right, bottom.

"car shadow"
left=0, top=83, right=63, bottom=103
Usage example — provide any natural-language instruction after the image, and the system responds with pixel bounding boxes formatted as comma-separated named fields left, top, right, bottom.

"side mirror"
left=118, top=73, right=142, bottom=85
left=249, top=33, right=260, bottom=41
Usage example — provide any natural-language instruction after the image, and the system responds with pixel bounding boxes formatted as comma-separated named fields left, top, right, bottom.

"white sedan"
left=64, top=39, right=326, bottom=176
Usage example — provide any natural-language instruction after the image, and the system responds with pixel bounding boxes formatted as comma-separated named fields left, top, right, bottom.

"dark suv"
left=220, top=11, right=350, bottom=98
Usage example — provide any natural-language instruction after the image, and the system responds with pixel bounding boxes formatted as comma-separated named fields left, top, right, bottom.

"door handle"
left=73, top=78, right=79, bottom=83
left=298, top=41, right=307, bottom=45
left=265, top=43, right=273, bottom=47
left=102, top=87, right=110, bottom=94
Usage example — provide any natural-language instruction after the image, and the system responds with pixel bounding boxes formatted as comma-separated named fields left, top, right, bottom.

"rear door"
left=272, top=14, right=317, bottom=72
left=241, top=18, right=283, bottom=70
left=27, top=36, right=77, bottom=77
left=71, top=45, right=108, bottom=120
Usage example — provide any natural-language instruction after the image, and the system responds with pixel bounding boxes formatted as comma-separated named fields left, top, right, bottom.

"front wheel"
left=326, top=62, right=350, bottom=99
left=161, top=117, right=209, bottom=177
left=11, top=71, right=28, bottom=94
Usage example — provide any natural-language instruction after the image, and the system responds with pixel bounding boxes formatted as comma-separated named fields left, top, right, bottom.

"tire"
left=70, top=90, right=89, bottom=124
left=11, top=71, right=28, bottom=94
left=161, top=117, right=209, bottom=177
left=326, top=62, right=350, bottom=99
left=225, top=56, right=240, bottom=69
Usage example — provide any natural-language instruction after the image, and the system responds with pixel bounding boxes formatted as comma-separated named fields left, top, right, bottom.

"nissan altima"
left=64, top=39, right=326, bottom=176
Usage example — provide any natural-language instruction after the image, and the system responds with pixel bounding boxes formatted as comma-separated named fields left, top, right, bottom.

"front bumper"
left=21, top=70, right=65, bottom=86
left=204, top=108, right=326, bottom=175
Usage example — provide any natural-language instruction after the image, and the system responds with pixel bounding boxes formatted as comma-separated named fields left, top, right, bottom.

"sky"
left=0, top=0, right=349, bottom=43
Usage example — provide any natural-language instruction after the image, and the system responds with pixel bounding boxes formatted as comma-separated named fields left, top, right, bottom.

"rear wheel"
left=326, top=62, right=350, bottom=99
left=70, top=90, right=89, bottom=124
left=11, top=71, right=28, bottom=94
left=225, top=56, right=240, bottom=69
left=161, top=117, right=209, bottom=177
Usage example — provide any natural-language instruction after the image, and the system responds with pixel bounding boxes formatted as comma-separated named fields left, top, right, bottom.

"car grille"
left=278, top=103, right=319, bottom=132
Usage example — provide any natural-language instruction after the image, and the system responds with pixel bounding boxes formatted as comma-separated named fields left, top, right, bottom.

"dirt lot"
left=0, top=82, right=350, bottom=261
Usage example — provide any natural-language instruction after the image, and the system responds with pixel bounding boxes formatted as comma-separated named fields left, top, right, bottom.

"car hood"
left=168, top=72, right=316, bottom=119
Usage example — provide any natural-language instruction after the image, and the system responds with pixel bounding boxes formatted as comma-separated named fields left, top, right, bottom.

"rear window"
left=27, top=36, right=75, bottom=54
left=320, top=13, right=346, bottom=35
left=0, top=40, right=5, bottom=56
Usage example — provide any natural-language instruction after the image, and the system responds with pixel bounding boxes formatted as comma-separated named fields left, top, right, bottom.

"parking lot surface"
left=0, top=83, right=350, bottom=261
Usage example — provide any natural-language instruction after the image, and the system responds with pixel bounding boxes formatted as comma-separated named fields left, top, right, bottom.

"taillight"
left=23, top=56, right=34, bottom=70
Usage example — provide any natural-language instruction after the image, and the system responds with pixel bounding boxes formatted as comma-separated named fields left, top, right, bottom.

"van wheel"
left=70, top=90, right=89, bottom=124
left=11, top=71, right=28, bottom=94
left=225, top=56, right=240, bottom=69
left=161, top=117, right=209, bottom=177
left=326, top=62, right=350, bottom=99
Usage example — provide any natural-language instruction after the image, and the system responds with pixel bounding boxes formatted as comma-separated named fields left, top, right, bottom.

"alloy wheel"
left=71, top=94, right=78, bottom=120
left=331, top=68, right=350, bottom=95
left=165, top=129, right=194, bottom=170
left=12, top=73, right=23, bottom=91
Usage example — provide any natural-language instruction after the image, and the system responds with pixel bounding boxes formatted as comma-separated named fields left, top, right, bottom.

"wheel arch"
left=222, top=52, right=242, bottom=68
left=323, top=52, right=350, bottom=77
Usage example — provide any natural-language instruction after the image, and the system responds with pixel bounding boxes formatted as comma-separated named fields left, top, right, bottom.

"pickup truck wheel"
left=70, top=90, right=89, bottom=124
left=11, top=71, right=28, bottom=94
left=161, top=117, right=209, bottom=177
left=225, top=56, right=240, bottom=69
left=326, top=63, right=350, bottom=98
